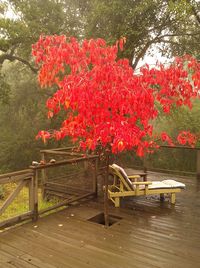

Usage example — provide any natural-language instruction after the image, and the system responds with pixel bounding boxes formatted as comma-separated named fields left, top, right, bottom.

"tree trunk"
left=104, top=153, right=110, bottom=227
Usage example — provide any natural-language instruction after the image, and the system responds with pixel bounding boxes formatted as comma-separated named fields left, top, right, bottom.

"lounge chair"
left=108, top=164, right=185, bottom=207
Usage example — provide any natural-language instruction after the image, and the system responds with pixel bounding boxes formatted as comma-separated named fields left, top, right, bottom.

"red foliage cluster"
left=177, top=131, right=197, bottom=147
left=32, top=35, right=200, bottom=156
left=161, top=132, right=174, bottom=147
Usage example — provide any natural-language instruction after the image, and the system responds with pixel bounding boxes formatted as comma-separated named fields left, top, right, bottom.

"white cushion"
left=162, top=179, right=185, bottom=189
left=148, top=181, right=173, bottom=189
left=141, top=180, right=185, bottom=190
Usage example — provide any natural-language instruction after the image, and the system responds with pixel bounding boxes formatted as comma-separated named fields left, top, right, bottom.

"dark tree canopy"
left=1, top=0, right=199, bottom=71
left=82, top=0, right=200, bottom=67
left=0, top=0, right=82, bottom=72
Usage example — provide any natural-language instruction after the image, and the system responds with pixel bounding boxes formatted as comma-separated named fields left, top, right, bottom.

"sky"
left=138, top=52, right=171, bottom=68
left=137, top=43, right=173, bottom=70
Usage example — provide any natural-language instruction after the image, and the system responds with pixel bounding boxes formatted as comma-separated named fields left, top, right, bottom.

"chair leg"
left=115, top=197, right=120, bottom=208
left=170, top=193, right=176, bottom=204
left=160, top=193, right=165, bottom=202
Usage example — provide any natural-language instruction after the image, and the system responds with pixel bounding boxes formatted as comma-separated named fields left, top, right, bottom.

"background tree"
left=1, top=0, right=199, bottom=70
left=0, top=62, right=65, bottom=172
left=82, top=0, right=200, bottom=67
left=0, top=0, right=80, bottom=171
left=0, top=0, right=82, bottom=72
left=168, top=0, right=200, bottom=58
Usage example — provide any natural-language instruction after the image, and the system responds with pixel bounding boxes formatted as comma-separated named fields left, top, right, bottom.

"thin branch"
left=132, top=29, right=200, bottom=69
left=159, top=40, right=180, bottom=46
left=159, top=32, right=200, bottom=38
left=0, top=53, right=38, bottom=73
left=132, top=41, right=154, bottom=69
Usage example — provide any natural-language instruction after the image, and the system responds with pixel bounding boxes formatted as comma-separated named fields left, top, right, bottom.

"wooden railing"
left=0, top=153, right=99, bottom=229
left=31, top=155, right=99, bottom=216
left=140, top=145, right=200, bottom=178
left=0, top=169, right=36, bottom=229
left=1, top=145, right=199, bottom=229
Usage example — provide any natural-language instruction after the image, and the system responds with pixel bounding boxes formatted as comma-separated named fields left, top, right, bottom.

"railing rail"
left=139, top=145, right=200, bottom=178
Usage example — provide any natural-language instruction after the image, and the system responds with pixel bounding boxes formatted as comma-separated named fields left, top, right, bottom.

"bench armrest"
left=132, top=181, right=152, bottom=185
left=128, top=175, right=140, bottom=180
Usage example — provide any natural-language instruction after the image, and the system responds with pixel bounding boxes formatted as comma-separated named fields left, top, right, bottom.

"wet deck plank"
left=0, top=172, right=200, bottom=268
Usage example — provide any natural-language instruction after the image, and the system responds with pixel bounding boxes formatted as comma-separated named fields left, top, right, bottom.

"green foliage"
left=167, top=0, right=200, bottom=58
left=146, top=99, right=200, bottom=173
left=0, top=0, right=83, bottom=72
left=155, top=99, right=200, bottom=139
left=1, top=0, right=199, bottom=70
left=0, top=0, right=80, bottom=172
left=0, top=72, right=10, bottom=104
left=0, top=63, right=69, bottom=172
left=81, top=0, right=200, bottom=66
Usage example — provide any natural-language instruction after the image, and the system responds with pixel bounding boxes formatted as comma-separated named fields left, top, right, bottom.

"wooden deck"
left=0, top=172, right=200, bottom=268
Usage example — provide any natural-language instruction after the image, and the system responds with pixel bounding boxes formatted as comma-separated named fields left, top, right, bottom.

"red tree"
left=32, top=35, right=200, bottom=226
left=32, top=35, right=200, bottom=154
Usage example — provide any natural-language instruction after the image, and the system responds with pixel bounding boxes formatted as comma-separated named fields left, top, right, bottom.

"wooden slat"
left=1, top=172, right=199, bottom=268
left=40, top=146, right=76, bottom=153
left=45, top=189, right=84, bottom=198
left=0, top=169, right=33, bottom=179
left=48, top=170, right=86, bottom=182
left=0, top=247, right=56, bottom=268
left=40, top=150, right=85, bottom=157
left=45, top=190, right=75, bottom=199
left=38, top=192, right=95, bottom=215
left=0, top=173, right=33, bottom=184
left=29, top=156, right=98, bottom=170
left=0, top=180, right=28, bottom=216
left=160, top=145, right=200, bottom=150
left=45, top=182, right=91, bottom=194
left=0, top=211, right=33, bottom=229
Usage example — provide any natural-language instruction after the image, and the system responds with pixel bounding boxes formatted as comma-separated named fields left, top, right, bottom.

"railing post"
left=196, top=149, right=200, bottom=179
left=84, top=157, right=89, bottom=172
left=41, top=152, right=47, bottom=199
left=143, top=156, right=147, bottom=180
left=93, top=158, right=98, bottom=197
left=29, top=176, right=34, bottom=213
left=32, top=170, right=38, bottom=221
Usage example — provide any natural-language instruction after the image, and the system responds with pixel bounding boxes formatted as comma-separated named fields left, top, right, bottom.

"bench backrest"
left=109, top=164, right=133, bottom=191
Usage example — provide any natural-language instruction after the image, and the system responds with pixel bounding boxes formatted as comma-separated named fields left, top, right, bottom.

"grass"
left=0, top=183, right=58, bottom=222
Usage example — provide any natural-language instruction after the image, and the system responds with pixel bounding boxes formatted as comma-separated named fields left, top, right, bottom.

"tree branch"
left=159, top=32, right=200, bottom=38
left=132, top=41, right=154, bottom=69
left=159, top=40, right=180, bottom=46
left=132, top=29, right=200, bottom=69
left=0, top=53, right=38, bottom=73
